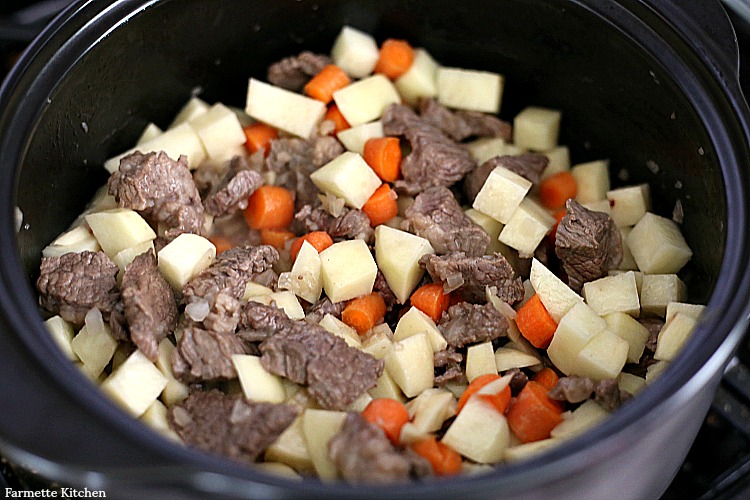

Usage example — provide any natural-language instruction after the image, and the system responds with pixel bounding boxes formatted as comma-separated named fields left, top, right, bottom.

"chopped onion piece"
left=185, top=299, right=210, bottom=322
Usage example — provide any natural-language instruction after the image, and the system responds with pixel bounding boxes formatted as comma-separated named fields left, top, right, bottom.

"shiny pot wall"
left=1, top=0, right=750, bottom=498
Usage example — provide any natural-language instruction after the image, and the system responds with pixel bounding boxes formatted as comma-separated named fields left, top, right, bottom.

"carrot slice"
left=477, top=383, right=512, bottom=415
left=289, top=231, right=334, bottom=261
left=243, top=123, right=278, bottom=156
left=363, top=137, right=401, bottom=182
left=411, top=437, right=462, bottom=476
left=539, top=171, right=577, bottom=210
left=531, top=367, right=561, bottom=391
left=361, top=398, right=410, bottom=444
left=374, top=39, right=416, bottom=79
left=208, top=235, right=234, bottom=254
left=515, top=294, right=558, bottom=349
left=409, top=283, right=451, bottom=323
left=456, top=373, right=501, bottom=414
left=242, top=185, right=295, bottom=230
left=342, top=292, right=387, bottom=334
left=304, top=64, right=351, bottom=104
left=260, top=229, right=296, bottom=250
left=361, top=183, right=398, bottom=227
left=506, top=381, right=564, bottom=443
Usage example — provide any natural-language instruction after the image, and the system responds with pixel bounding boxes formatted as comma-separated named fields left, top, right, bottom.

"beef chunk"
left=260, top=326, right=384, bottom=410
left=404, top=186, right=489, bottom=257
left=329, top=413, right=432, bottom=483
left=373, top=270, right=399, bottom=311
left=548, top=376, right=595, bottom=404
left=169, top=390, right=298, bottom=465
left=203, top=169, right=263, bottom=217
left=236, top=302, right=295, bottom=343
left=455, top=109, right=512, bottom=141
left=37, top=250, right=119, bottom=325
left=464, top=153, right=549, bottom=202
left=421, top=252, right=523, bottom=304
left=555, top=200, right=623, bottom=291
left=304, top=297, right=346, bottom=325
left=506, top=368, right=529, bottom=395
left=267, top=51, right=332, bottom=92
left=433, top=348, right=466, bottom=387
left=434, top=364, right=465, bottom=387
left=418, top=98, right=511, bottom=142
left=171, top=325, right=248, bottom=383
left=433, top=348, right=463, bottom=368
left=382, top=104, right=476, bottom=194
left=295, top=204, right=373, bottom=243
left=438, top=302, right=508, bottom=348
left=108, top=151, right=204, bottom=239
left=594, top=378, right=625, bottom=411
left=194, top=153, right=264, bottom=198
left=119, top=250, right=178, bottom=361
left=639, top=317, right=665, bottom=352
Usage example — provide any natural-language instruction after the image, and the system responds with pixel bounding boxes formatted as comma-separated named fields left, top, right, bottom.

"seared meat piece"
left=236, top=302, right=295, bottom=343
left=418, top=98, right=511, bottom=142
left=171, top=325, right=248, bottom=383
left=203, top=169, right=263, bottom=217
left=639, top=317, right=665, bottom=352
left=267, top=51, right=332, bottom=92
left=455, top=109, right=512, bottom=140
left=168, top=390, right=298, bottom=465
left=295, top=204, right=373, bottom=243
left=433, top=348, right=465, bottom=387
left=108, top=151, right=204, bottom=239
left=304, top=297, right=346, bottom=325
left=555, top=200, right=622, bottom=292
left=464, top=153, right=549, bottom=202
left=434, top=364, right=466, bottom=387
left=506, top=368, right=529, bottom=395
left=373, top=270, right=399, bottom=311
left=328, top=413, right=432, bottom=483
left=37, top=250, right=119, bottom=325
left=549, top=376, right=595, bottom=404
left=594, top=378, right=626, bottom=411
left=438, top=302, right=508, bottom=348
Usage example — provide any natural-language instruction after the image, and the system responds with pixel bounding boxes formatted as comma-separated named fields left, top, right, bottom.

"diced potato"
left=607, top=184, right=650, bottom=227
left=465, top=137, right=508, bottom=164
left=494, top=346, right=542, bottom=372
left=640, top=274, right=687, bottom=317
left=550, top=400, right=608, bottom=440
left=441, top=397, right=510, bottom=463
left=473, top=166, right=532, bottom=224
left=336, top=121, right=383, bottom=155
left=654, top=312, right=698, bottom=361
left=319, top=239, right=378, bottom=303
left=330, top=26, right=379, bottom=78
left=155, top=338, right=189, bottom=406
left=604, top=312, right=650, bottom=364
left=513, top=106, right=562, bottom=152
left=140, top=399, right=181, bottom=441
left=571, top=160, right=610, bottom=203
left=465, top=208, right=514, bottom=257
left=333, top=75, right=401, bottom=126
left=361, top=325, right=394, bottom=359
left=278, top=241, right=322, bottom=304
left=626, top=212, right=693, bottom=274
left=374, top=225, right=435, bottom=303
left=541, top=145, right=571, bottom=180
left=436, top=67, right=503, bottom=113
left=572, top=329, right=629, bottom=381
left=243, top=282, right=274, bottom=301
left=406, top=388, right=457, bottom=434
left=618, top=372, right=647, bottom=395
left=498, top=198, right=556, bottom=258
left=71, top=309, right=118, bottom=379
left=665, top=302, right=705, bottom=323
left=529, top=258, right=584, bottom=322
left=100, top=349, right=168, bottom=417
left=245, top=78, right=326, bottom=138
left=504, top=439, right=559, bottom=462
left=137, top=122, right=164, bottom=145
left=616, top=227, right=639, bottom=271
left=645, top=359, right=669, bottom=383
left=301, top=409, right=347, bottom=480
left=233, top=354, right=286, bottom=403
left=310, top=152, right=381, bottom=209
left=44, top=315, right=77, bottom=361
left=42, top=225, right=101, bottom=258
left=269, top=291, right=305, bottom=320
left=319, top=314, right=362, bottom=348
left=169, top=96, right=210, bottom=129
left=369, top=370, right=405, bottom=402
left=466, top=342, right=498, bottom=382
left=157, top=233, right=216, bottom=290
left=394, top=48, right=439, bottom=105
left=265, top=417, right=314, bottom=473
left=384, top=332, right=434, bottom=398
left=547, top=302, right=607, bottom=375
left=583, top=271, right=640, bottom=317
left=347, top=392, right=373, bottom=412
left=112, top=241, right=154, bottom=282
left=581, top=199, right=611, bottom=215
left=189, top=102, right=246, bottom=160
left=85, top=208, right=156, bottom=258
left=393, top=307, right=447, bottom=353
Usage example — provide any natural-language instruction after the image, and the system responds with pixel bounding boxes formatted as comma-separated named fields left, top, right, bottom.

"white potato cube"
left=369, top=370, right=405, bottom=402
left=71, top=309, right=118, bottom=379
left=85, top=208, right=156, bottom=258
left=494, top=347, right=543, bottom=372
left=385, top=332, right=434, bottom=398
left=465, top=137, right=508, bottom=164
left=583, top=271, right=640, bottom=317
left=547, top=302, right=607, bottom=375
left=529, top=258, right=584, bottom=322
left=550, top=400, right=608, bottom=440
left=541, top=145, right=571, bottom=180
left=665, top=302, right=705, bottom=323
left=265, top=417, right=314, bottom=474
left=640, top=274, right=687, bottom=317
left=504, top=439, right=560, bottom=462
left=189, top=103, right=246, bottom=161
left=513, top=106, right=562, bottom=152
left=407, top=388, right=456, bottom=434
left=319, top=239, right=378, bottom=303
left=169, top=97, right=210, bottom=129
left=604, top=312, right=650, bottom=364
left=465, top=208, right=513, bottom=257
left=310, top=152, right=381, bottom=209
left=607, top=184, right=650, bottom=227
left=140, top=400, right=180, bottom=440
left=137, top=122, right=163, bottom=145
left=233, top=354, right=286, bottom=403
left=278, top=241, right=322, bottom=304
left=42, top=225, right=101, bottom=258
left=44, top=315, right=77, bottom=361
left=361, top=326, right=394, bottom=359
left=618, top=372, right=647, bottom=395
left=333, top=75, right=401, bottom=127
left=627, top=212, right=693, bottom=274
left=112, top=240, right=154, bottom=275
left=100, top=350, right=168, bottom=417
left=374, top=225, right=435, bottom=303
left=572, top=329, right=629, bottom=381
left=473, top=166, right=532, bottom=224
left=581, top=199, right=612, bottom=215
left=442, top=397, right=510, bottom=463
left=437, top=67, right=503, bottom=113
left=301, top=409, right=347, bottom=480
left=616, top=227, right=639, bottom=271
left=155, top=339, right=189, bottom=406
left=654, top=312, right=698, bottom=361
left=330, top=26, right=379, bottom=78
left=269, top=291, right=305, bottom=320
left=571, top=160, right=610, bottom=203
left=466, top=342, right=498, bottom=382
left=245, top=78, right=326, bottom=138
left=645, top=360, right=670, bottom=383
left=157, top=233, right=216, bottom=290
left=498, top=198, right=556, bottom=258
left=393, top=307, right=447, bottom=353
left=394, top=48, right=439, bottom=105
left=319, top=314, right=362, bottom=348
left=336, top=121, right=384, bottom=155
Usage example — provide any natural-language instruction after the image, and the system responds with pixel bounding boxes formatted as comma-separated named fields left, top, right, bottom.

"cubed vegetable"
left=157, top=233, right=216, bottom=290
left=571, top=160, right=610, bottom=203
left=571, top=329, right=629, bottom=381
left=437, top=67, right=503, bottom=113
left=189, top=102, right=246, bottom=160
left=385, top=332, right=434, bottom=398
left=100, top=349, right=168, bottom=417
left=169, top=96, right=210, bottom=128
left=336, top=121, right=384, bottom=155
left=529, top=258, right=584, bottom=322
left=310, top=152, right=382, bottom=209
left=654, top=312, right=698, bottom=361
left=640, top=274, right=687, bottom=317
left=233, top=354, right=287, bottom=403
left=245, top=78, right=326, bottom=139
left=319, top=239, right=378, bottom=303
left=330, top=26, right=380, bottom=78
left=44, top=315, right=77, bottom=361
left=85, top=208, right=156, bottom=258
left=301, top=409, right=347, bottom=480
left=393, top=306, right=447, bottom=353
left=627, top=212, right=693, bottom=274
left=498, top=198, right=556, bottom=258
left=513, top=106, right=562, bottom=152
left=394, top=48, right=440, bottom=105
left=441, top=397, right=510, bottom=463
left=582, top=271, right=640, bottom=317
left=374, top=225, right=435, bottom=303
left=546, top=302, right=607, bottom=375
left=333, top=75, right=401, bottom=126
left=604, top=312, right=650, bottom=364
left=607, top=184, right=650, bottom=227
left=473, top=166, right=532, bottom=224
left=466, top=342, right=499, bottom=382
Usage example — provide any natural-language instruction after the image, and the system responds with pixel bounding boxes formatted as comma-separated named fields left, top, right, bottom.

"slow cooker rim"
left=0, top=0, right=749, bottom=496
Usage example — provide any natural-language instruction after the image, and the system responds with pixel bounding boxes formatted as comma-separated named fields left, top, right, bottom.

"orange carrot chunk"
left=515, top=294, right=558, bottom=349
left=243, top=123, right=278, bottom=156
left=410, top=283, right=451, bottom=323
left=531, top=367, right=561, bottom=391
left=342, top=292, right=387, bottom=334
left=361, top=398, right=411, bottom=444
left=242, top=185, right=295, bottom=230
left=374, top=39, right=416, bottom=79
left=539, top=171, right=577, bottom=210
left=260, top=229, right=296, bottom=250
left=208, top=235, right=234, bottom=255
left=506, top=381, right=564, bottom=443
left=549, top=208, right=567, bottom=243
left=411, top=437, right=462, bottom=476
left=324, top=104, right=351, bottom=134
left=362, top=183, right=399, bottom=227
left=477, top=383, right=513, bottom=415
left=289, top=231, right=334, bottom=261
left=456, top=373, right=501, bottom=414
left=304, top=64, right=352, bottom=104
left=363, top=137, right=402, bottom=182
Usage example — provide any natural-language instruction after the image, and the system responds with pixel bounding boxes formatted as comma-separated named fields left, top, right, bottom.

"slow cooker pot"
left=1, top=0, right=749, bottom=498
